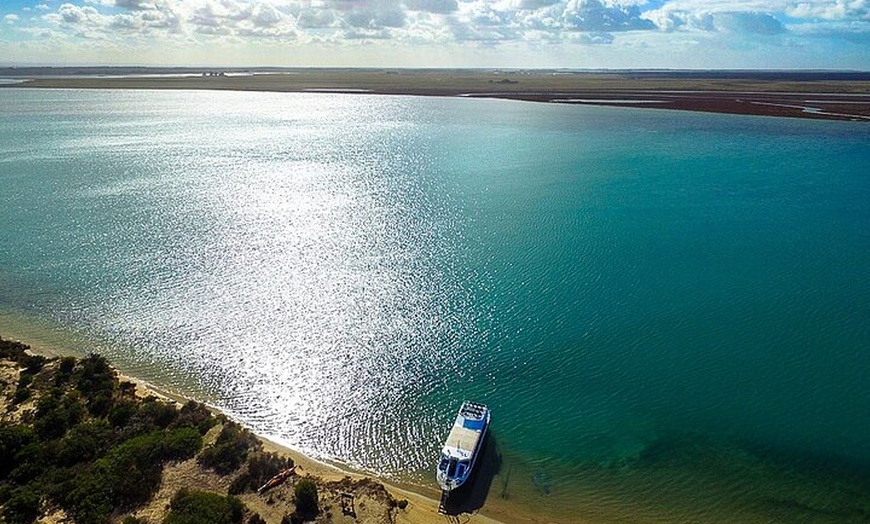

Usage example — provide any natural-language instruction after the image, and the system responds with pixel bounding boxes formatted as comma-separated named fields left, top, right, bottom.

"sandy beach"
left=4, top=69, right=870, bottom=122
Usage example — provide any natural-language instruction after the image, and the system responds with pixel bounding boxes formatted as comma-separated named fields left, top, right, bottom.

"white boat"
left=436, top=401, right=490, bottom=492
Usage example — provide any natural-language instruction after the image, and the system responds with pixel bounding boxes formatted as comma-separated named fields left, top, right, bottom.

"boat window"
left=456, top=462, right=467, bottom=478
left=438, top=457, right=449, bottom=472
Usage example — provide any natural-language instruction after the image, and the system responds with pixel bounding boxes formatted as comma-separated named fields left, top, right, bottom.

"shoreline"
left=1, top=326, right=510, bottom=524
left=3, top=69, right=869, bottom=121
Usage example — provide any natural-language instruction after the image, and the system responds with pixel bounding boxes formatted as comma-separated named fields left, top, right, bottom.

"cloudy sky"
left=1, top=0, right=868, bottom=68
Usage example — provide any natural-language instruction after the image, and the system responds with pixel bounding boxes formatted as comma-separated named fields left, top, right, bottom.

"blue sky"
left=1, top=0, right=868, bottom=68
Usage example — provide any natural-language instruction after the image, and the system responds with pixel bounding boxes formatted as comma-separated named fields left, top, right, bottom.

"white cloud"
left=5, top=14, right=20, bottom=24
left=404, top=0, right=459, bottom=14
left=787, top=0, right=868, bottom=21
left=7, top=0, right=865, bottom=67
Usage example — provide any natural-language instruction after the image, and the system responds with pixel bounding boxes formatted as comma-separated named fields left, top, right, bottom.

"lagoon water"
left=2, top=88, right=870, bottom=522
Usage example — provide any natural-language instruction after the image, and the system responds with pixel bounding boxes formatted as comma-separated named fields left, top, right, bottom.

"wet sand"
left=6, top=69, right=870, bottom=121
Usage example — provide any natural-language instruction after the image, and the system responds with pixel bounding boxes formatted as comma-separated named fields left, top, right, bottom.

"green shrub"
left=197, top=423, right=258, bottom=475
left=19, top=354, right=47, bottom=375
left=119, top=381, right=137, bottom=396
left=33, top=392, right=86, bottom=440
left=59, top=356, right=76, bottom=374
left=0, top=424, right=33, bottom=479
left=135, top=397, right=178, bottom=429
left=397, top=498, right=409, bottom=509
left=9, top=440, right=58, bottom=484
left=172, top=401, right=216, bottom=435
left=1, top=485, right=41, bottom=524
left=247, top=514, right=266, bottom=524
left=57, top=419, right=115, bottom=466
left=0, top=337, right=29, bottom=361
left=12, top=387, right=30, bottom=405
left=122, top=516, right=148, bottom=524
left=109, top=399, right=139, bottom=428
left=248, top=452, right=293, bottom=483
left=16, top=373, right=33, bottom=389
left=53, top=356, right=77, bottom=387
left=163, top=488, right=244, bottom=524
left=163, top=427, right=203, bottom=460
left=227, top=474, right=250, bottom=496
left=228, top=451, right=294, bottom=494
left=13, top=374, right=33, bottom=404
left=294, top=478, right=318, bottom=517
left=75, top=353, right=117, bottom=417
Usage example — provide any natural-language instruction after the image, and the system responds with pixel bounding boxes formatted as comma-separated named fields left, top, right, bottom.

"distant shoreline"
left=3, top=68, right=869, bottom=122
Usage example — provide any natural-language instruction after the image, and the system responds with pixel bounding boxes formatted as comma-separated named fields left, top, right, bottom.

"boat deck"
left=444, top=425, right=483, bottom=455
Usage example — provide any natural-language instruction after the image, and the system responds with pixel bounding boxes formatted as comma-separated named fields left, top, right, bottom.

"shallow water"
left=1, top=88, right=869, bottom=522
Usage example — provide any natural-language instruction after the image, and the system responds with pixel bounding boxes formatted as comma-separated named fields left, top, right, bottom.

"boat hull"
left=436, top=402, right=490, bottom=492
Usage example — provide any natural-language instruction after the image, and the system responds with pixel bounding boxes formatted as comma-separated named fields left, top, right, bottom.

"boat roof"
left=441, top=402, right=488, bottom=459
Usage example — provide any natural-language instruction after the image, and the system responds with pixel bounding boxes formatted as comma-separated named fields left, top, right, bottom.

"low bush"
left=228, top=452, right=294, bottom=494
left=0, top=337, right=28, bottom=361
left=75, top=353, right=117, bottom=418
left=14, top=373, right=33, bottom=405
left=53, top=356, right=76, bottom=387
left=294, top=478, right=318, bottom=517
left=108, top=398, right=139, bottom=428
left=33, top=391, right=86, bottom=440
left=163, top=488, right=244, bottom=524
left=1, top=485, right=41, bottom=524
left=0, top=423, right=34, bottom=479
left=57, top=419, right=114, bottom=466
left=197, top=422, right=258, bottom=475
left=172, top=401, right=216, bottom=435
left=9, top=440, right=58, bottom=484
left=136, top=397, right=179, bottom=429
left=0, top=351, right=239, bottom=524
left=19, top=354, right=47, bottom=375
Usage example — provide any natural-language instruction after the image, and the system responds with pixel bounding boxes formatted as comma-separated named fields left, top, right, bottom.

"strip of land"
left=3, top=68, right=869, bottom=121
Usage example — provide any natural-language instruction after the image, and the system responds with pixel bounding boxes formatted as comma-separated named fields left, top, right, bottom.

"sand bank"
left=6, top=69, right=870, bottom=122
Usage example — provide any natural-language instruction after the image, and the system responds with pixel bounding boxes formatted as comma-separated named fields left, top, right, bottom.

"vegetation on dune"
left=198, top=421, right=260, bottom=475
left=163, top=488, right=244, bottom=524
left=228, top=451, right=295, bottom=495
left=0, top=338, right=249, bottom=524
left=1, top=337, right=404, bottom=524
left=293, top=478, right=319, bottom=518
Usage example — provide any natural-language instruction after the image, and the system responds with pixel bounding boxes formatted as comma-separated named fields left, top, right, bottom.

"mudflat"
left=6, top=68, right=870, bottom=121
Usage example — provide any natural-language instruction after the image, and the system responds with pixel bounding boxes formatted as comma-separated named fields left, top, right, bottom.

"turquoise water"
left=2, top=88, right=869, bottom=522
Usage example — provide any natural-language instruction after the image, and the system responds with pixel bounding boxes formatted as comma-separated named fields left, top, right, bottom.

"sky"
left=0, top=0, right=868, bottom=69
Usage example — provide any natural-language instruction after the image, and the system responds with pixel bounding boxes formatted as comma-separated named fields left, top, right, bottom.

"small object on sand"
left=340, top=492, right=356, bottom=517
left=257, top=468, right=295, bottom=494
